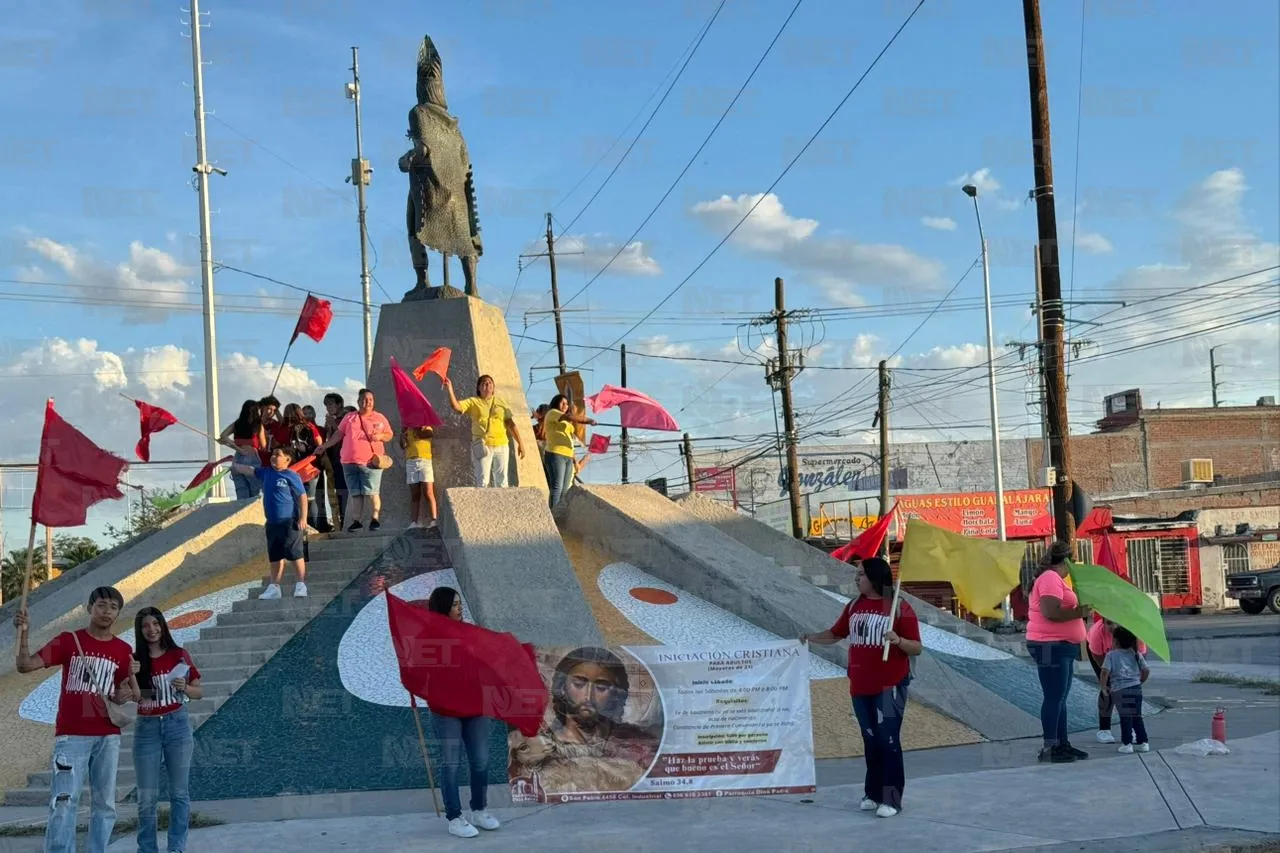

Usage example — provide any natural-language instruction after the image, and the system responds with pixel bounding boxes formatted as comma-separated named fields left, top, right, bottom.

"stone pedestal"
left=366, top=297, right=547, bottom=527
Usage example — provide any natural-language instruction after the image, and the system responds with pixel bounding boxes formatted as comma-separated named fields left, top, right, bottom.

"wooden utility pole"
left=773, top=278, right=805, bottom=540
left=1023, top=0, right=1075, bottom=546
left=620, top=344, right=630, bottom=484
left=546, top=212, right=567, bottom=375
left=876, top=360, right=890, bottom=557
left=1210, top=345, right=1222, bottom=407
left=682, top=433, right=696, bottom=494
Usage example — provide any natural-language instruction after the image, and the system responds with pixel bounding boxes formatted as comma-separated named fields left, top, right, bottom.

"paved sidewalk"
left=89, top=731, right=1278, bottom=853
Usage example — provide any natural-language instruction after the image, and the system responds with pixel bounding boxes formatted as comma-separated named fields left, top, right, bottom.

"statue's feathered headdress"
left=416, top=36, right=447, bottom=110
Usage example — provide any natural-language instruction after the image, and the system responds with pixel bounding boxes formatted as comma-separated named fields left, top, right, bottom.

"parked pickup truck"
left=1225, top=564, right=1280, bottom=614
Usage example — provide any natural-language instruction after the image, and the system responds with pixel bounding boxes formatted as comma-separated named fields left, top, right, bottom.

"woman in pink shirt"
left=316, top=388, right=394, bottom=532
left=1026, top=541, right=1091, bottom=764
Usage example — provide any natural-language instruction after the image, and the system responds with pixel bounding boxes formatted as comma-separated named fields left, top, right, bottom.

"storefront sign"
left=896, top=489, right=1053, bottom=539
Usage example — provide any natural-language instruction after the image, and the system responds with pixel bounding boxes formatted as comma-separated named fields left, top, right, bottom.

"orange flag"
left=412, top=348, right=451, bottom=382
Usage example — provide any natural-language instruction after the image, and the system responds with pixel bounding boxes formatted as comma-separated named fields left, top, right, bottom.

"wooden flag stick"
left=269, top=339, right=297, bottom=398
left=882, top=580, right=903, bottom=662
left=19, top=521, right=37, bottom=613
left=117, top=393, right=217, bottom=442
left=409, top=695, right=443, bottom=817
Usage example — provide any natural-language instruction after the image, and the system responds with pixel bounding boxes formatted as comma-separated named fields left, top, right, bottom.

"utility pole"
left=1023, top=0, right=1075, bottom=546
left=876, top=360, right=890, bottom=557
left=188, top=0, right=223, bottom=494
left=546, top=213, right=567, bottom=375
left=771, top=278, right=805, bottom=540
left=346, top=47, right=373, bottom=382
left=1210, top=345, right=1222, bottom=407
left=1034, top=245, right=1050, bottom=462
left=620, top=344, right=630, bottom=484
left=682, top=433, right=696, bottom=494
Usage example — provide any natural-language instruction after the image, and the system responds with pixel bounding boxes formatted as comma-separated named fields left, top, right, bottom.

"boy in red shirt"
left=14, top=586, right=140, bottom=853
left=803, top=557, right=922, bottom=818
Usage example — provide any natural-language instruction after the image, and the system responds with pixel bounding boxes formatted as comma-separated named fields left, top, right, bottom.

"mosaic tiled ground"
left=188, top=532, right=509, bottom=800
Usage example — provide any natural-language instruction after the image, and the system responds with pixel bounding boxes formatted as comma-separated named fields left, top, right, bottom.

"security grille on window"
left=1125, top=537, right=1191, bottom=596
left=1076, top=539, right=1095, bottom=565
left=1223, top=543, right=1251, bottom=576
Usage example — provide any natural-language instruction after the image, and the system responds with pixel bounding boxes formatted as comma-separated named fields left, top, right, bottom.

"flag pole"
left=882, top=580, right=902, bottom=663
left=269, top=338, right=296, bottom=398
left=19, top=520, right=37, bottom=613
left=409, top=695, right=443, bottom=817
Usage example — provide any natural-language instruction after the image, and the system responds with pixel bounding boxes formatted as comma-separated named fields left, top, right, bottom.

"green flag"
left=151, top=469, right=230, bottom=512
left=1068, top=560, right=1170, bottom=661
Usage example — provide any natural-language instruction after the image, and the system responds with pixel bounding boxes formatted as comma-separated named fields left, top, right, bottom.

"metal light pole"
left=962, top=184, right=1011, bottom=625
left=188, top=0, right=224, bottom=496
left=346, top=47, right=373, bottom=382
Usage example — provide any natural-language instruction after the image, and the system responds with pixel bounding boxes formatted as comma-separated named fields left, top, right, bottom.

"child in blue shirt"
left=232, top=447, right=309, bottom=600
left=1100, top=626, right=1150, bottom=753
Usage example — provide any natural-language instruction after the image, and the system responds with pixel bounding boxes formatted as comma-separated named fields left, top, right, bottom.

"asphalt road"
left=1163, top=612, right=1280, bottom=669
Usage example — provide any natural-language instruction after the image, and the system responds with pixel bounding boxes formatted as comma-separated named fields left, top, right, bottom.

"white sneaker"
left=294, top=582, right=308, bottom=598
left=859, top=797, right=878, bottom=811
left=407, top=521, right=421, bottom=529
left=1136, top=743, right=1150, bottom=753
left=1096, top=730, right=1116, bottom=744
left=1118, top=744, right=1134, bottom=754
left=260, top=584, right=282, bottom=600
left=876, top=804, right=899, bottom=818
left=469, top=810, right=500, bottom=831
left=426, top=519, right=438, bottom=529
left=448, top=818, right=478, bottom=838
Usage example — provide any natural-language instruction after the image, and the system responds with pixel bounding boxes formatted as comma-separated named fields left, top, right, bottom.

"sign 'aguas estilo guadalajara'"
left=895, top=489, right=1054, bottom=539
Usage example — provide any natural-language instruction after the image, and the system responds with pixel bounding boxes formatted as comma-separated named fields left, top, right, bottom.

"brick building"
left=1025, top=389, right=1280, bottom=496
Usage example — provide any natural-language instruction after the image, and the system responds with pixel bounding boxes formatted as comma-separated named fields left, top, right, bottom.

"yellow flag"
left=897, top=519, right=1025, bottom=618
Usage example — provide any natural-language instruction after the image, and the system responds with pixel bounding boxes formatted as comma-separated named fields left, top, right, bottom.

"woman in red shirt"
left=132, top=607, right=203, bottom=853
left=1026, top=541, right=1091, bottom=763
left=803, top=557, right=922, bottom=818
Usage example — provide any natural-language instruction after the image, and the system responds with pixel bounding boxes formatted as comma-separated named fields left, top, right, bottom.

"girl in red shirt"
left=133, top=607, right=203, bottom=853
left=803, top=557, right=922, bottom=818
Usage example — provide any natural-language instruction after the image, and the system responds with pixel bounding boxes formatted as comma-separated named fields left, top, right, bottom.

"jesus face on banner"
left=552, top=648, right=631, bottom=743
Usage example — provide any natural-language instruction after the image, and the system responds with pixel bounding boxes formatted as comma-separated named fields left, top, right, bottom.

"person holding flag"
left=441, top=375, right=526, bottom=488
left=801, top=557, right=921, bottom=818
left=1027, top=541, right=1092, bottom=764
left=542, top=394, right=597, bottom=508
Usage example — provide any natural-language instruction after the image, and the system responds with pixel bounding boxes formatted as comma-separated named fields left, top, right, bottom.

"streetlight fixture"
left=962, top=183, right=1012, bottom=626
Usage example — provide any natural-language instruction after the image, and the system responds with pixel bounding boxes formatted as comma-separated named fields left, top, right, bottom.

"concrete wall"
left=0, top=498, right=266, bottom=677
left=367, top=297, right=547, bottom=527
left=440, top=486, right=602, bottom=646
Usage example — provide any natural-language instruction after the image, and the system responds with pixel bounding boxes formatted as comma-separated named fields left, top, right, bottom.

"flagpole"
left=882, top=581, right=902, bottom=662
left=19, top=520, right=37, bottom=613
left=409, top=695, right=443, bottom=817
left=269, top=338, right=297, bottom=399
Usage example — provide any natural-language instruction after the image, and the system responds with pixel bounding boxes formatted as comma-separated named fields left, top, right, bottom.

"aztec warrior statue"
left=399, top=35, right=483, bottom=301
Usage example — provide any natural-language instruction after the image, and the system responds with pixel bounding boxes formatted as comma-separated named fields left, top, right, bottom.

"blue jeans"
left=1027, top=640, right=1079, bottom=747
left=133, top=706, right=194, bottom=853
left=1114, top=685, right=1148, bottom=746
left=432, top=715, right=489, bottom=821
left=303, top=477, right=318, bottom=528
left=543, top=452, right=574, bottom=508
left=231, top=448, right=262, bottom=500
left=45, top=734, right=120, bottom=853
left=342, top=463, right=383, bottom=497
left=851, top=680, right=909, bottom=809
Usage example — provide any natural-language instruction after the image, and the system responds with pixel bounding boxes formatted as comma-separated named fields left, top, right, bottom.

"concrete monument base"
left=366, top=296, right=547, bottom=527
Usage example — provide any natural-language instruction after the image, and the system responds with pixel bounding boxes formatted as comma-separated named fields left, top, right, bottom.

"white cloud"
left=633, top=335, right=695, bottom=359
left=688, top=193, right=945, bottom=304
left=1074, top=231, right=1114, bottom=255
left=951, top=168, right=1023, bottom=212
left=921, top=216, right=957, bottom=232
left=24, top=238, right=194, bottom=324
left=522, top=235, right=661, bottom=277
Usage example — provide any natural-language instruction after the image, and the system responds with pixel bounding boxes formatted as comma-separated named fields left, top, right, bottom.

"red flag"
left=390, top=357, right=444, bottom=429
left=134, top=400, right=178, bottom=462
left=587, top=433, right=611, bottom=455
left=831, top=504, right=897, bottom=563
left=291, top=294, right=333, bottom=344
left=185, top=456, right=233, bottom=490
left=412, top=347, right=452, bottom=382
left=386, top=592, right=547, bottom=737
left=32, top=400, right=128, bottom=527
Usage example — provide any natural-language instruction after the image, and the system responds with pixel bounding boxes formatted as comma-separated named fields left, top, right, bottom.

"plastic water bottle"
left=1211, top=707, right=1227, bottom=744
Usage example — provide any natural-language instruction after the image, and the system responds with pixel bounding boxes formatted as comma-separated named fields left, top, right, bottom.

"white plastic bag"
left=1172, top=738, right=1230, bottom=756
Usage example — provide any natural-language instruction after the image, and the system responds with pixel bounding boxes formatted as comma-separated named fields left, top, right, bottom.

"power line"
left=573, top=0, right=929, bottom=370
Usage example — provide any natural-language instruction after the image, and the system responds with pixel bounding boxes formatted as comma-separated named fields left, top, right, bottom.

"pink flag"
left=587, top=433, right=611, bottom=454
left=585, top=385, right=679, bottom=431
left=389, top=356, right=444, bottom=429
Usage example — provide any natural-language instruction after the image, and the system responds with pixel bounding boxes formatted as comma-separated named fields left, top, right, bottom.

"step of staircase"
left=3, top=530, right=398, bottom=808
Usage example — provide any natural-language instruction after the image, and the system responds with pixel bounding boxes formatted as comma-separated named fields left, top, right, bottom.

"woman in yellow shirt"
left=399, top=426, right=436, bottom=528
left=442, top=375, right=526, bottom=487
left=542, top=394, right=597, bottom=508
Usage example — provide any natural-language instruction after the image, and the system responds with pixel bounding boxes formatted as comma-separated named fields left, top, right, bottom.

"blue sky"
left=1, top=0, right=1277, bottom=539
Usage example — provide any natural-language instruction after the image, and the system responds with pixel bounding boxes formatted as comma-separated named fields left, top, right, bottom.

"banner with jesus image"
left=507, top=641, right=816, bottom=804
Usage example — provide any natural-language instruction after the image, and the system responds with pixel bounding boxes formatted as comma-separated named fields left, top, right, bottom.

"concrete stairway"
left=4, top=530, right=396, bottom=807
